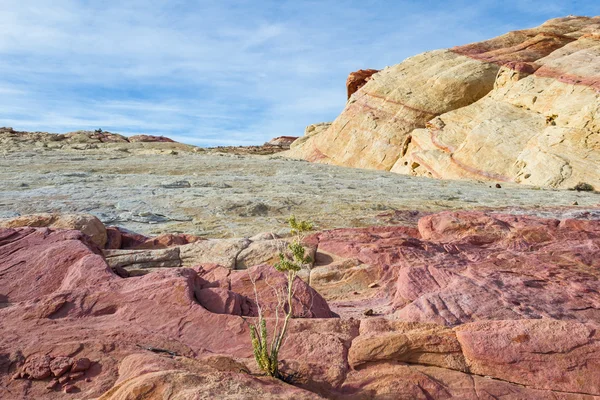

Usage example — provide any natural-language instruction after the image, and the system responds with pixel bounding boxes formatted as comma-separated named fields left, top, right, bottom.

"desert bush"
left=248, top=215, right=313, bottom=379
left=571, top=182, right=595, bottom=192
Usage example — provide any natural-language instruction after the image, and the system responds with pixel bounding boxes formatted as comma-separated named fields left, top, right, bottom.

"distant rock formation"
left=0, top=126, right=200, bottom=154
left=266, top=135, right=298, bottom=147
left=1, top=127, right=178, bottom=144
left=287, top=16, right=600, bottom=189
left=128, top=134, right=175, bottom=143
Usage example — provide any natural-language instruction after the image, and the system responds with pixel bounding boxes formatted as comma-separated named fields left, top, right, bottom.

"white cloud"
left=0, top=1, right=596, bottom=145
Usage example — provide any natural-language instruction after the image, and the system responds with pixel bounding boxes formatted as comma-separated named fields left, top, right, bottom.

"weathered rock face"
left=0, top=226, right=336, bottom=398
left=310, top=211, right=600, bottom=325
left=287, top=16, right=600, bottom=189
left=0, top=213, right=108, bottom=248
left=346, top=69, right=379, bottom=99
left=2, top=209, right=600, bottom=398
left=102, top=233, right=314, bottom=277
left=3, top=209, right=600, bottom=398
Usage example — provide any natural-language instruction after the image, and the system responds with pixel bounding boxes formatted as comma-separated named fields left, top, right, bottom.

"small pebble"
left=69, top=371, right=85, bottom=381
left=46, top=379, right=59, bottom=390
left=64, top=384, right=77, bottom=393
left=363, top=309, right=374, bottom=316
left=495, top=183, right=502, bottom=188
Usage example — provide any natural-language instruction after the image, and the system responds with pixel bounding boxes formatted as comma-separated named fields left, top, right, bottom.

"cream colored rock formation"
left=0, top=213, right=107, bottom=248
left=286, top=16, right=600, bottom=189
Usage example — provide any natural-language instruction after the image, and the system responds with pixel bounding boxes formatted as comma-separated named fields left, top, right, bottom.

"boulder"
left=0, top=213, right=107, bottom=248
left=194, top=287, right=251, bottom=315
left=209, top=264, right=335, bottom=318
left=235, top=238, right=315, bottom=270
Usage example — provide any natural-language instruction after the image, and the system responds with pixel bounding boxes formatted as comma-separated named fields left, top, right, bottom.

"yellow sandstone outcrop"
left=286, top=16, right=600, bottom=189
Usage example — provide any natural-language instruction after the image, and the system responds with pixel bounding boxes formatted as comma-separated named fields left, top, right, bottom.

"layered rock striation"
left=287, top=16, right=600, bottom=189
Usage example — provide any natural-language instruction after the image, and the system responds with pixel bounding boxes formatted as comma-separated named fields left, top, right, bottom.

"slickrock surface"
left=1, top=144, right=599, bottom=238
left=286, top=16, right=600, bottom=189
left=1, top=210, right=599, bottom=398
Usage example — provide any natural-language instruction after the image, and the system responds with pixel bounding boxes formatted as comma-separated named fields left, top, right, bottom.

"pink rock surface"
left=1, top=210, right=599, bottom=398
left=130, top=233, right=204, bottom=249
left=105, top=227, right=202, bottom=250
left=112, top=227, right=148, bottom=249
left=310, top=211, right=600, bottom=326
left=0, top=226, right=338, bottom=398
left=197, top=264, right=335, bottom=318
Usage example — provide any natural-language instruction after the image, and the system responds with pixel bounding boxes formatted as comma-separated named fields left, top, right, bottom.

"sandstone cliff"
left=286, top=16, right=600, bottom=189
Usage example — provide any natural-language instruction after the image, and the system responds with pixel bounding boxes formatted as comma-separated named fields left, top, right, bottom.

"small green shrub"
left=571, top=182, right=595, bottom=192
left=249, top=215, right=313, bottom=379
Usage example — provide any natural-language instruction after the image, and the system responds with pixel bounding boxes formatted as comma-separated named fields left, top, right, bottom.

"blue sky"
left=0, top=1, right=598, bottom=146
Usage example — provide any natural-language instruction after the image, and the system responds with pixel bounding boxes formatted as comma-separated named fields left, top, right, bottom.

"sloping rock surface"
left=287, top=16, right=600, bottom=189
left=1, top=210, right=599, bottom=398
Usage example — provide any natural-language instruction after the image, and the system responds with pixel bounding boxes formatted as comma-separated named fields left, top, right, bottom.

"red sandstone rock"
left=227, top=264, right=335, bottom=318
left=131, top=233, right=203, bottom=249
left=22, top=355, right=52, bottom=380
left=105, top=227, right=122, bottom=249
left=63, top=384, right=77, bottom=393
left=1, top=210, right=600, bottom=398
left=0, top=226, right=338, bottom=398
left=346, top=69, right=379, bottom=99
left=310, top=211, right=600, bottom=326
left=50, top=357, right=73, bottom=377
left=194, top=287, right=251, bottom=315
left=68, top=371, right=85, bottom=381
left=114, top=227, right=149, bottom=248
left=70, top=357, right=91, bottom=373
left=46, top=378, right=59, bottom=390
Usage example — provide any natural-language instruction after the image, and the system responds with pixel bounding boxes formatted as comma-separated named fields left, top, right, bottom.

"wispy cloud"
left=0, top=1, right=597, bottom=146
